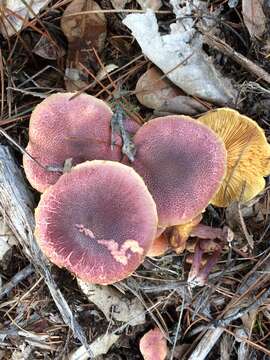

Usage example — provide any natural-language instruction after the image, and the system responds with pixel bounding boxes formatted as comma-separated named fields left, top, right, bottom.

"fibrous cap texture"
left=35, top=160, right=158, bottom=284
left=131, top=116, right=227, bottom=226
left=199, top=108, right=270, bottom=207
left=23, top=92, right=121, bottom=192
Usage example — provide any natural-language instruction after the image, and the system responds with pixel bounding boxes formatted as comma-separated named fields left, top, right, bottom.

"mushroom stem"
left=188, top=245, right=222, bottom=287
left=169, top=214, right=202, bottom=254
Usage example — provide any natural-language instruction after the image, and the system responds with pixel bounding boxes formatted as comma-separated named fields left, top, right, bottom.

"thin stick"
left=202, top=31, right=270, bottom=85
left=0, top=264, right=34, bottom=300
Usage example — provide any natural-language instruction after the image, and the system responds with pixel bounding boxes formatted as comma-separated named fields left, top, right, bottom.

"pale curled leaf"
left=0, top=0, right=51, bottom=38
left=123, top=8, right=237, bottom=105
left=242, top=0, right=266, bottom=38
left=78, top=279, right=145, bottom=325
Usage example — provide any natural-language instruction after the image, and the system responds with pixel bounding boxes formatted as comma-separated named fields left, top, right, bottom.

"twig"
left=202, top=31, right=270, bottom=85
left=187, top=258, right=270, bottom=360
left=213, top=287, right=270, bottom=328
left=0, top=264, right=34, bottom=300
left=0, top=146, right=93, bottom=358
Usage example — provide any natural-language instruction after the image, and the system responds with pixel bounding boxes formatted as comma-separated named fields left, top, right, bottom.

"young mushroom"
left=35, top=160, right=158, bottom=284
left=129, top=116, right=227, bottom=253
left=139, top=327, right=168, bottom=360
left=199, top=108, right=270, bottom=207
left=23, top=92, right=137, bottom=192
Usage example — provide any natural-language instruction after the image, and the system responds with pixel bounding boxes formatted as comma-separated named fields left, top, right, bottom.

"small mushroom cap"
left=131, top=116, right=227, bottom=227
left=23, top=92, right=120, bottom=192
left=139, top=327, right=168, bottom=360
left=199, top=108, right=270, bottom=207
left=35, top=160, right=158, bottom=285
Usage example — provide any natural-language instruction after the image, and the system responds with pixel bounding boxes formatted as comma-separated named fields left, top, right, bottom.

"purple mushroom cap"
left=35, top=160, right=158, bottom=284
left=131, top=116, right=227, bottom=227
left=23, top=92, right=136, bottom=192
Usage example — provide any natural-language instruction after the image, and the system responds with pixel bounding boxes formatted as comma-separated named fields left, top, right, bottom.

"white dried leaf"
left=123, top=9, right=237, bottom=105
left=0, top=0, right=51, bottom=38
left=69, top=333, right=120, bottom=360
left=78, top=279, right=145, bottom=325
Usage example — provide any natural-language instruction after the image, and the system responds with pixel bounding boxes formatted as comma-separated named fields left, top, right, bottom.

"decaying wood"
left=0, top=146, right=93, bottom=358
left=202, top=32, right=270, bottom=85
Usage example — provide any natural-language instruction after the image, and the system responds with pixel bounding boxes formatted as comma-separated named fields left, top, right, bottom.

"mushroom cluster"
left=23, top=93, right=270, bottom=286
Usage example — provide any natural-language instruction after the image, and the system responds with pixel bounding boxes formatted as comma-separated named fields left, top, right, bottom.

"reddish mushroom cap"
left=35, top=160, right=158, bottom=284
left=139, top=327, right=168, bottom=360
left=23, top=93, right=122, bottom=192
left=131, top=116, right=227, bottom=227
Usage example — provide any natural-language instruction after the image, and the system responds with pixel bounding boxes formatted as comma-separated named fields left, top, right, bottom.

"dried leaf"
left=136, top=0, right=162, bottom=10
left=61, top=0, right=107, bottom=91
left=123, top=7, right=237, bottom=105
left=139, top=327, right=168, bottom=360
left=0, top=0, right=51, bottom=38
left=157, top=95, right=208, bottom=116
left=61, top=0, right=106, bottom=51
left=136, top=67, right=181, bottom=109
left=78, top=279, right=145, bottom=326
left=242, top=0, right=266, bottom=38
left=33, top=35, right=65, bottom=60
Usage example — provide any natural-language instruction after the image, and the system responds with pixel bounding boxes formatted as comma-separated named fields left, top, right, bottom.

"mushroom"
left=35, top=160, right=158, bottom=284
left=198, top=108, right=270, bottom=207
left=23, top=92, right=137, bottom=192
left=139, top=327, right=168, bottom=360
left=147, top=233, right=169, bottom=257
left=130, top=116, right=227, bottom=252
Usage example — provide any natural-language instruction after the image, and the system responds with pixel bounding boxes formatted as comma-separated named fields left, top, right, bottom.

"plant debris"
left=123, top=3, right=237, bottom=105
left=1, top=0, right=270, bottom=358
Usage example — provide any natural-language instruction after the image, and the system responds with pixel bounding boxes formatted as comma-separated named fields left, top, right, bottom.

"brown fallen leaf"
left=135, top=67, right=181, bottom=109
left=242, top=0, right=266, bottom=38
left=61, top=0, right=107, bottom=91
left=139, top=327, right=168, bottom=360
left=136, top=67, right=208, bottom=115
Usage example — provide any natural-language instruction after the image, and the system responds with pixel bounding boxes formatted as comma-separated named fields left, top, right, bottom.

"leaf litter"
left=1, top=0, right=270, bottom=359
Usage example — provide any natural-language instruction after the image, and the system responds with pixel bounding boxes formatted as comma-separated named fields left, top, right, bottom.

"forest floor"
left=1, top=0, right=270, bottom=359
